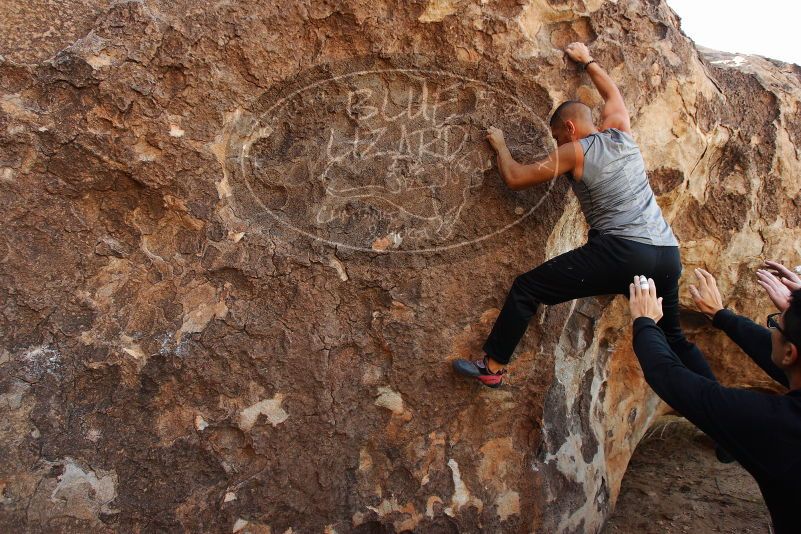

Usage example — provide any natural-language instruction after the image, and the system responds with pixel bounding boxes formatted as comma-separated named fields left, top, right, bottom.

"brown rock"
left=1, top=1, right=799, bottom=532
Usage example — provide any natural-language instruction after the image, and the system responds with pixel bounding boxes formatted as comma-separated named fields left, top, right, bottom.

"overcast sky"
left=666, top=0, right=801, bottom=65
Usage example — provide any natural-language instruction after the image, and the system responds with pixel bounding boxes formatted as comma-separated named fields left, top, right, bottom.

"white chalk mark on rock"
left=238, top=394, right=288, bottom=431
left=444, top=459, right=483, bottom=517
left=496, top=490, right=520, bottom=521
left=21, top=345, right=61, bottom=378
left=50, top=458, right=118, bottom=517
left=194, top=415, right=208, bottom=431
left=328, top=256, right=349, bottom=281
left=177, top=283, right=229, bottom=340
left=426, top=495, right=443, bottom=518
left=446, top=459, right=469, bottom=514
left=374, top=386, right=404, bottom=414
left=418, top=0, right=461, bottom=22
left=86, top=428, right=101, bottom=442
left=85, top=52, right=112, bottom=69
left=133, top=138, right=161, bottom=161
left=367, top=495, right=423, bottom=531
left=120, top=334, right=145, bottom=360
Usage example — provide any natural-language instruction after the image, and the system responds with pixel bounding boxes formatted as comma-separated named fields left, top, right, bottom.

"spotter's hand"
left=485, top=126, right=507, bottom=153
left=689, top=268, right=724, bottom=319
left=764, top=260, right=801, bottom=292
left=629, top=276, right=663, bottom=323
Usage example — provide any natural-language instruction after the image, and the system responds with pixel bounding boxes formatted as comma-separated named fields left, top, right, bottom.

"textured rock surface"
left=1, top=0, right=800, bottom=532
left=604, top=415, right=770, bottom=533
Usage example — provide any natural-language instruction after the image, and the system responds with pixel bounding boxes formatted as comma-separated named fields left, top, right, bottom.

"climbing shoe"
left=452, top=356, right=506, bottom=388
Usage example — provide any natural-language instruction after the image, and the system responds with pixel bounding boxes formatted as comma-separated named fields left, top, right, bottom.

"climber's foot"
left=452, top=357, right=506, bottom=388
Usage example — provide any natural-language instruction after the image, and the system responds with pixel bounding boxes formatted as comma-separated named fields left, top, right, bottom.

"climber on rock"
left=628, top=262, right=801, bottom=534
left=453, top=41, right=717, bottom=389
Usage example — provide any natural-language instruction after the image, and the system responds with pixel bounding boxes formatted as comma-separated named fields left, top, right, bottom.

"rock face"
left=1, top=1, right=799, bottom=532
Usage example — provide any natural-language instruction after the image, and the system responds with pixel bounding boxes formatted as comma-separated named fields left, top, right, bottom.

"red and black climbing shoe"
left=452, top=356, right=506, bottom=388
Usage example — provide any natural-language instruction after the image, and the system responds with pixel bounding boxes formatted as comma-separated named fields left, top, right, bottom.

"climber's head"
left=549, top=100, right=595, bottom=146
left=770, top=290, right=801, bottom=373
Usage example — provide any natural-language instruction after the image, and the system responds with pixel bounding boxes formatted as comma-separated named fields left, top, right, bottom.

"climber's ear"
left=564, top=120, right=577, bottom=139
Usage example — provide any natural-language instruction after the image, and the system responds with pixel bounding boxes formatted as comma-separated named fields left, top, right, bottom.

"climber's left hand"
left=629, top=276, right=664, bottom=323
left=565, top=42, right=592, bottom=64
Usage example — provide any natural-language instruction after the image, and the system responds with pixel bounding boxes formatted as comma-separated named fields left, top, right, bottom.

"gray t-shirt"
left=571, top=128, right=678, bottom=246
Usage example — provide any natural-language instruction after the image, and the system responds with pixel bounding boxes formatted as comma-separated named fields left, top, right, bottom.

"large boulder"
left=1, top=0, right=799, bottom=532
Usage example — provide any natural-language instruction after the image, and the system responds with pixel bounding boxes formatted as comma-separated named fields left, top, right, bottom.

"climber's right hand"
left=565, top=42, right=592, bottom=64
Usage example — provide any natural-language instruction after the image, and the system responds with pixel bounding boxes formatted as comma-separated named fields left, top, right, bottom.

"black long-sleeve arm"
left=712, top=308, right=787, bottom=388
left=632, top=317, right=801, bottom=534
left=632, top=317, right=751, bottom=433
left=632, top=317, right=784, bottom=460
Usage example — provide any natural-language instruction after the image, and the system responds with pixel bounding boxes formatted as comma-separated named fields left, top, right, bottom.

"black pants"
left=483, top=232, right=716, bottom=381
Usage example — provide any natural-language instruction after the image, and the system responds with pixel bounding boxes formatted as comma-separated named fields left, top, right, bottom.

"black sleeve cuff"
left=712, top=308, right=736, bottom=329
left=633, top=316, right=657, bottom=334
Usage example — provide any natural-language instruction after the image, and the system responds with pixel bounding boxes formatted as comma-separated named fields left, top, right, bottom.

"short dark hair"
left=785, top=289, right=801, bottom=349
left=549, top=100, right=592, bottom=129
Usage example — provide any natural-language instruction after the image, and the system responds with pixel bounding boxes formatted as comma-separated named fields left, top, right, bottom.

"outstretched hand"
left=689, top=268, right=724, bottom=319
left=565, top=42, right=592, bottom=64
left=756, top=269, right=793, bottom=312
left=764, top=260, right=801, bottom=292
left=757, top=260, right=801, bottom=312
left=629, top=276, right=663, bottom=323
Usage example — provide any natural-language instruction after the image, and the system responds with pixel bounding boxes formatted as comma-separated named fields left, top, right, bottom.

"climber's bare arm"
left=486, top=127, right=579, bottom=191
left=565, top=42, right=631, bottom=133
